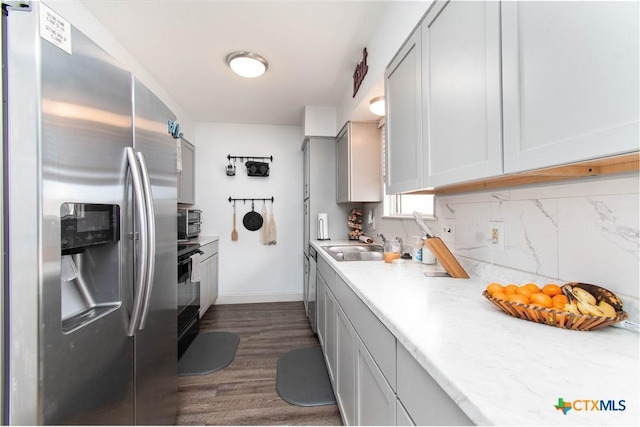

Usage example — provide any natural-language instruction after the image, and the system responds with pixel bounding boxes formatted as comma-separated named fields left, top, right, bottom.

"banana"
left=564, top=301, right=581, bottom=315
left=571, top=287, right=597, bottom=305
left=598, top=300, right=617, bottom=318
left=577, top=301, right=605, bottom=316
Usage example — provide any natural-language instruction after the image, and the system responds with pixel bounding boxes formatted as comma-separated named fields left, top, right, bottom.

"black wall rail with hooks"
left=227, top=155, right=273, bottom=162
left=228, top=197, right=274, bottom=204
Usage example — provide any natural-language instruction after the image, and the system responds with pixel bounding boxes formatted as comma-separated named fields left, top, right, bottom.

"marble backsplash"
left=364, top=173, right=639, bottom=323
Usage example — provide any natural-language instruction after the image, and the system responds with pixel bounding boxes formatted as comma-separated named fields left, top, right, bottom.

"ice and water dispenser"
left=60, top=203, right=121, bottom=333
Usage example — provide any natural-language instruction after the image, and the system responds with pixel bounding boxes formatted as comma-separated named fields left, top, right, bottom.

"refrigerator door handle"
left=126, top=147, right=149, bottom=337
left=136, top=151, right=156, bottom=330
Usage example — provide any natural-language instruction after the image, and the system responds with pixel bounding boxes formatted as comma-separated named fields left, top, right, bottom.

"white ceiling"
left=80, top=0, right=387, bottom=126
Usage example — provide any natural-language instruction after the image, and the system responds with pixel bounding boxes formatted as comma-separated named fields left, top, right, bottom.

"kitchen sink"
left=322, top=244, right=384, bottom=262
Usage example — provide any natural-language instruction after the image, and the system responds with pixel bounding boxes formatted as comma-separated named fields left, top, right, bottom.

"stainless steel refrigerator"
left=1, top=2, right=177, bottom=424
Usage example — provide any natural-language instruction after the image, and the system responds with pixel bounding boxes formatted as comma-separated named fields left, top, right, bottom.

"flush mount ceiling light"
left=226, top=51, right=269, bottom=78
left=369, top=96, right=385, bottom=116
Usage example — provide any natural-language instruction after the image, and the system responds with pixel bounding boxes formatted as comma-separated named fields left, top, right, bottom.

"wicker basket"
left=482, top=290, right=628, bottom=331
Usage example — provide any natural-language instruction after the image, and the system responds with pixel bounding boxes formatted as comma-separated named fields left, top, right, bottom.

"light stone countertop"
left=311, top=240, right=639, bottom=426
left=182, top=235, right=219, bottom=246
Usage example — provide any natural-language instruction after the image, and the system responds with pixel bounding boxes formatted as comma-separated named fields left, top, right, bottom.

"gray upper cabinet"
left=385, top=0, right=639, bottom=191
left=502, top=1, right=639, bottom=173
left=336, top=121, right=383, bottom=203
left=385, top=28, right=424, bottom=195
left=422, top=0, right=502, bottom=187
left=177, top=138, right=195, bottom=204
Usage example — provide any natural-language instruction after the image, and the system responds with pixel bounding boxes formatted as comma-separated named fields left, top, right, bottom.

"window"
left=383, top=193, right=435, bottom=218
left=380, top=121, right=435, bottom=218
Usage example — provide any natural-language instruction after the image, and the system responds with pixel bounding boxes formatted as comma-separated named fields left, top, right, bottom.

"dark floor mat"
left=178, top=332, right=240, bottom=376
left=276, top=346, right=337, bottom=407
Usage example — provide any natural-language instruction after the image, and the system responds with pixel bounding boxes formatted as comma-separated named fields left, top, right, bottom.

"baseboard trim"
left=214, top=292, right=303, bottom=305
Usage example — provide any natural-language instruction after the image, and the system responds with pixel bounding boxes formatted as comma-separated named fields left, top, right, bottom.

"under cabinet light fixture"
left=226, top=51, right=269, bottom=78
left=369, top=96, right=385, bottom=116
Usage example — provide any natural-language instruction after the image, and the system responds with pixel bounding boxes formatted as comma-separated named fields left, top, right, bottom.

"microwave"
left=177, top=208, right=201, bottom=239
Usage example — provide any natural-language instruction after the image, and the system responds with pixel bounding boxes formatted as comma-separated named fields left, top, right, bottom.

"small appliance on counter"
left=178, top=208, right=202, bottom=240
left=317, top=213, right=329, bottom=240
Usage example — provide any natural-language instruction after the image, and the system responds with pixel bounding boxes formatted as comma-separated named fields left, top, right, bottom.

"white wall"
left=194, top=123, right=304, bottom=303
left=336, top=0, right=431, bottom=133
left=45, top=0, right=194, bottom=135
left=365, top=174, right=640, bottom=321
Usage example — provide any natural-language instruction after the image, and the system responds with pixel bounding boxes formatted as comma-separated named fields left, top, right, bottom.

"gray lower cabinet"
left=198, top=241, right=218, bottom=318
left=319, top=261, right=396, bottom=426
left=316, top=265, right=326, bottom=348
left=324, top=283, right=337, bottom=386
left=356, top=334, right=395, bottom=426
left=396, top=399, right=415, bottom=426
left=315, top=252, right=474, bottom=426
left=397, top=343, right=473, bottom=426
left=336, top=304, right=357, bottom=425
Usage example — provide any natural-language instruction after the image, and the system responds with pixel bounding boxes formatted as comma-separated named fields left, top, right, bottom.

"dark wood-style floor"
left=175, top=302, right=343, bottom=425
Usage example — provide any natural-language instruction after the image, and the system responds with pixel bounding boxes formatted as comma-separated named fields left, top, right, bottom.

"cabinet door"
left=303, top=199, right=309, bottom=255
left=385, top=28, right=424, bottom=194
left=316, top=271, right=326, bottom=349
left=335, top=305, right=357, bottom=426
left=303, top=140, right=310, bottom=199
left=336, top=127, right=349, bottom=203
left=178, top=139, right=195, bottom=204
left=396, top=399, right=416, bottom=426
left=397, top=343, right=472, bottom=426
left=199, top=257, right=210, bottom=318
left=208, top=253, right=218, bottom=307
left=422, top=0, right=502, bottom=187
left=502, top=1, right=639, bottom=173
left=303, top=254, right=309, bottom=315
left=324, top=286, right=337, bottom=385
left=356, top=335, right=395, bottom=426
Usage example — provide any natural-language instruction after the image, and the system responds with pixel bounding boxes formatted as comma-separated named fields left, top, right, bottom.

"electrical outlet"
left=489, top=221, right=505, bottom=252
left=441, top=220, right=455, bottom=245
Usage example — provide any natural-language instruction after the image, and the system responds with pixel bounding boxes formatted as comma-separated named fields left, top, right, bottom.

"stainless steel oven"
left=177, top=208, right=201, bottom=240
left=177, top=245, right=201, bottom=357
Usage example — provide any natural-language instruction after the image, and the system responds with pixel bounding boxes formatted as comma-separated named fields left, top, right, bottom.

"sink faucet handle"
left=376, top=233, right=386, bottom=243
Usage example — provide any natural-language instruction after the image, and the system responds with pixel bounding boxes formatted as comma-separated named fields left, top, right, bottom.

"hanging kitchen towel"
left=268, top=204, right=277, bottom=245
left=260, top=202, right=269, bottom=245
left=190, top=253, right=201, bottom=282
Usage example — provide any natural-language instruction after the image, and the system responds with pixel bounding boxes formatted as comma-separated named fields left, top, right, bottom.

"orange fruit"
left=522, top=283, right=541, bottom=294
left=508, top=294, right=530, bottom=305
left=492, top=291, right=508, bottom=301
left=552, top=294, right=568, bottom=306
left=486, top=283, right=505, bottom=296
left=542, top=284, right=562, bottom=297
left=517, top=286, right=536, bottom=297
left=530, top=293, right=553, bottom=308
left=504, top=284, right=518, bottom=294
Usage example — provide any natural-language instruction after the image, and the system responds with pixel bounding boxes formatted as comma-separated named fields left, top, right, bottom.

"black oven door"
left=177, top=248, right=201, bottom=357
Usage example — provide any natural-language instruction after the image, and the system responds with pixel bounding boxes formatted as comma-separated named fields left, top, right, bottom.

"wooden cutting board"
left=423, top=237, right=469, bottom=279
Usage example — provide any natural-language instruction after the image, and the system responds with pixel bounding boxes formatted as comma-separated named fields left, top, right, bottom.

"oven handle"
left=126, top=147, right=148, bottom=337
left=137, top=151, right=156, bottom=330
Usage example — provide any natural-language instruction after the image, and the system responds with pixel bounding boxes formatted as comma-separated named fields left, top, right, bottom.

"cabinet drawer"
left=397, top=343, right=472, bottom=426
left=330, top=275, right=396, bottom=390
left=317, top=255, right=335, bottom=286
left=200, top=240, right=218, bottom=260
